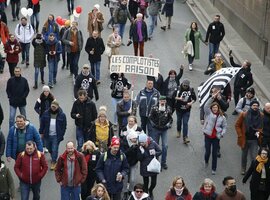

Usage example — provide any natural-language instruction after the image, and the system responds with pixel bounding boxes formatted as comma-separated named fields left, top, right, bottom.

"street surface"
left=0, top=0, right=250, bottom=198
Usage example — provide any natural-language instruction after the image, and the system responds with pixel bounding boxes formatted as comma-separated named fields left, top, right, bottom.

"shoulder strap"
left=241, top=97, right=246, bottom=109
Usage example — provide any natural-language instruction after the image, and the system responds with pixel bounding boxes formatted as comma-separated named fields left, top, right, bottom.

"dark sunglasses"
left=135, top=190, right=143, bottom=193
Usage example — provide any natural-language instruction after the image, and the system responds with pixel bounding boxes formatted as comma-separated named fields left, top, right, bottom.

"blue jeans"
left=176, top=111, right=190, bottom=138
left=148, top=15, right=157, bottom=38
left=9, top=106, right=26, bottom=128
left=208, top=42, right=220, bottom=65
left=148, top=123, right=168, bottom=165
left=204, top=136, right=219, bottom=171
left=46, top=135, right=59, bottom=162
left=31, top=12, right=40, bottom=32
left=48, top=60, right=59, bottom=86
left=20, top=181, right=41, bottom=200
left=117, top=23, right=126, bottom=40
left=90, top=61, right=101, bottom=81
left=20, top=43, right=30, bottom=63
left=61, top=185, right=81, bottom=200
left=70, top=52, right=80, bottom=77
left=76, top=127, right=87, bottom=150
left=66, top=0, right=74, bottom=13
left=34, top=67, right=44, bottom=82
left=111, top=97, right=122, bottom=125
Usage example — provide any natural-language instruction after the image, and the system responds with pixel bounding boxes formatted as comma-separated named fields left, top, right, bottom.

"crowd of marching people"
left=1, top=0, right=270, bottom=200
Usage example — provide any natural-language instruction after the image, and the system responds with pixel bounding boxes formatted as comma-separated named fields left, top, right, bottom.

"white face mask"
left=159, top=105, right=166, bottom=111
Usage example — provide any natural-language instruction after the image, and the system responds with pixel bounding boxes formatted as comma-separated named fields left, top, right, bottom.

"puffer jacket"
left=0, top=162, right=15, bottom=198
left=32, top=37, right=46, bottom=67
left=14, top=150, right=48, bottom=184
left=202, top=97, right=227, bottom=139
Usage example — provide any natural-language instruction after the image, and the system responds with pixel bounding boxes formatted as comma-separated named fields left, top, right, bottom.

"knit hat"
left=110, top=136, right=120, bottom=147
left=51, top=100, right=59, bottom=107
left=98, top=106, right=107, bottom=117
left=246, top=87, right=255, bottom=96
left=42, top=85, right=50, bottom=92
left=182, top=79, right=190, bottom=86
left=94, top=4, right=100, bottom=10
left=65, top=20, right=71, bottom=26
left=250, top=99, right=260, bottom=107
left=159, top=96, right=166, bottom=101
left=138, top=133, right=148, bottom=143
left=127, top=130, right=138, bottom=140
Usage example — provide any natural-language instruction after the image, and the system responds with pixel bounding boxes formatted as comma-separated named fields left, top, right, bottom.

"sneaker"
left=21, top=60, right=25, bottom=64
left=96, top=80, right=101, bottom=85
left=183, top=137, right=190, bottom=144
left=53, top=80, right=57, bottom=84
left=44, top=147, right=49, bottom=153
left=162, top=163, right=168, bottom=170
left=50, top=162, right=57, bottom=171
left=41, top=80, right=45, bottom=84
left=189, top=64, right=193, bottom=71
left=176, top=131, right=181, bottom=138
left=49, top=85, right=54, bottom=89
left=211, top=170, right=216, bottom=175
left=232, top=110, right=238, bottom=115
left=161, top=26, right=166, bottom=31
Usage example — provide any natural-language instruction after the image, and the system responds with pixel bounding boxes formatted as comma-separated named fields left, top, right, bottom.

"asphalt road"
left=0, top=0, right=251, bottom=199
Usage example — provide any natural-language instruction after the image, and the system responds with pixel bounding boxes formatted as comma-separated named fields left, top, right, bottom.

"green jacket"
left=185, top=28, right=203, bottom=59
left=0, top=163, right=15, bottom=198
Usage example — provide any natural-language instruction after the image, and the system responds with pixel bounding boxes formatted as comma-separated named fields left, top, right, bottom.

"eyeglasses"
left=135, top=190, right=143, bottom=193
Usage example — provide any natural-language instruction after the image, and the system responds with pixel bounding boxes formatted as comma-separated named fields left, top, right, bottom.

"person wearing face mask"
left=85, top=30, right=105, bottom=84
left=217, top=176, right=246, bottom=200
left=39, top=100, right=67, bottom=170
left=74, top=64, right=99, bottom=101
left=165, top=176, right=192, bottom=200
left=203, top=96, right=227, bottom=175
left=234, top=87, right=257, bottom=115
left=235, top=100, right=263, bottom=175
left=162, top=66, right=184, bottom=112
left=148, top=96, right=173, bottom=170
left=173, top=79, right=196, bottom=142
left=86, top=183, right=110, bottom=200
left=80, top=141, right=101, bottom=200
left=96, top=136, right=129, bottom=200
left=243, top=148, right=270, bottom=200
left=193, top=178, right=218, bottom=200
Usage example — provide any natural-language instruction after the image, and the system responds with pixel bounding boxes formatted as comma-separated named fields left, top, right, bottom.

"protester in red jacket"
left=14, top=140, right=48, bottom=200
left=55, top=141, right=88, bottom=199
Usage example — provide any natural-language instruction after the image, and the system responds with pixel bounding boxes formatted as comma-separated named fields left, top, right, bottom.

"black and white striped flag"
left=198, top=67, right=241, bottom=107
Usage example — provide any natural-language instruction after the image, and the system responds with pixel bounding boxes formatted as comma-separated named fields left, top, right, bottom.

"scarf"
left=174, top=187, right=184, bottom=196
left=199, top=187, right=214, bottom=197
left=245, top=108, right=262, bottom=133
left=256, top=155, right=268, bottom=173
left=214, top=59, right=224, bottom=71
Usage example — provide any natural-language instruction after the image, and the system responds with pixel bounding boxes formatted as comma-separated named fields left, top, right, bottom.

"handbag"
left=104, top=45, right=112, bottom=57
left=147, top=156, right=161, bottom=173
left=0, top=193, right=10, bottom=200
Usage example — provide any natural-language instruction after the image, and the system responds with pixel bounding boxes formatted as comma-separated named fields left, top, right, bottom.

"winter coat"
left=0, top=21, right=9, bottom=45
left=85, top=36, right=105, bottom=63
left=205, top=21, right=225, bottom=44
left=107, top=33, right=121, bottom=55
left=46, top=37, right=62, bottom=62
left=262, top=109, right=270, bottom=139
left=147, top=0, right=162, bottom=16
left=14, top=150, right=48, bottom=184
left=15, top=23, right=34, bottom=44
left=235, top=96, right=257, bottom=114
left=120, top=137, right=139, bottom=167
left=173, top=85, right=196, bottom=113
left=114, top=4, right=132, bottom=24
left=6, top=75, right=29, bottom=107
left=27, top=0, right=40, bottom=13
left=204, top=60, right=226, bottom=75
left=148, top=105, right=173, bottom=130
left=193, top=190, right=218, bottom=200
left=216, top=190, right=246, bottom=200
left=235, top=111, right=263, bottom=149
left=59, top=26, right=69, bottom=47
left=62, top=28, right=84, bottom=53
left=117, top=99, right=137, bottom=128
left=202, top=98, right=227, bottom=139
left=162, top=68, right=183, bottom=96
left=39, top=108, right=67, bottom=143
left=6, top=121, right=43, bottom=159
left=165, top=188, right=192, bottom=200
left=74, top=72, right=99, bottom=100
left=0, top=130, right=5, bottom=158
left=55, top=150, right=88, bottom=186
left=82, top=149, right=101, bottom=182
left=230, top=57, right=253, bottom=90
left=110, top=73, right=131, bottom=99
left=185, top=28, right=203, bottom=59
left=136, top=87, right=160, bottom=117
left=87, top=11, right=104, bottom=35
left=42, top=20, right=59, bottom=41
left=0, top=163, right=15, bottom=199
left=129, top=19, right=148, bottom=42
left=4, top=38, right=21, bottom=63
left=242, top=159, right=270, bottom=192
left=128, top=191, right=151, bottom=200
left=96, top=149, right=129, bottom=194
left=161, top=0, right=174, bottom=17
left=34, top=93, right=55, bottom=117
left=32, top=37, right=47, bottom=67
left=71, top=98, right=98, bottom=129
left=137, top=138, right=162, bottom=177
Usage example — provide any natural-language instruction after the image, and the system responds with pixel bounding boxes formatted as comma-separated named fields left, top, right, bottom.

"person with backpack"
left=14, top=17, right=34, bottom=67
left=55, top=141, right=88, bottom=200
left=14, top=141, right=48, bottom=200
left=235, top=87, right=257, bottom=115
left=96, top=136, right=129, bottom=200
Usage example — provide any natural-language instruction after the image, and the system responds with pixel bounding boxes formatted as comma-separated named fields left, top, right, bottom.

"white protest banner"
left=110, top=55, right=160, bottom=77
